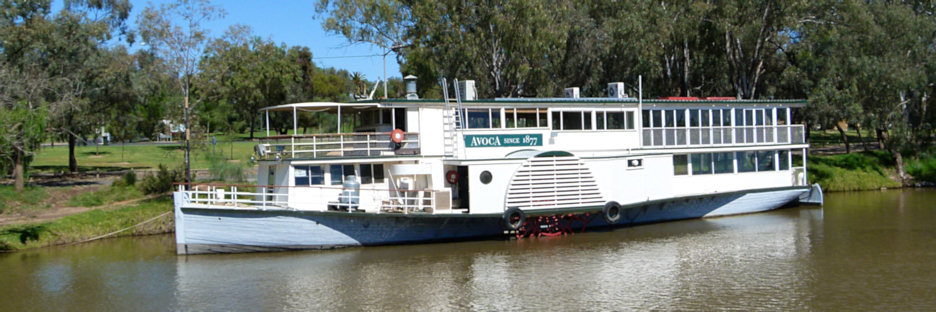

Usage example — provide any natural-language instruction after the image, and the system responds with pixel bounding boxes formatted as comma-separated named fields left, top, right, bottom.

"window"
left=714, top=152, right=734, bottom=174
left=552, top=111, right=561, bottom=130
left=779, top=150, right=790, bottom=170
left=584, top=111, right=592, bottom=130
left=690, top=109, right=700, bottom=127
left=330, top=164, right=356, bottom=185
left=294, top=166, right=324, bottom=186
left=625, top=111, right=635, bottom=129
left=597, top=112, right=606, bottom=130
left=757, top=150, right=775, bottom=171
left=691, top=153, right=713, bottom=175
left=723, top=109, right=732, bottom=126
left=643, top=110, right=651, bottom=127
left=736, top=151, right=756, bottom=172
left=359, top=164, right=385, bottom=184
left=701, top=110, right=710, bottom=127
left=608, top=112, right=625, bottom=129
left=675, top=109, right=686, bottom=127
left=466, top=109, right=492, bottom=129
left=506, top=108, right=541, bottom=128
left=652, top=110, right=662, bottom=128
left=674, top=155, right=688, bottom=175
left=777, top=108, right=788, bottom=125
left=562, top=111, right=584, bottom=130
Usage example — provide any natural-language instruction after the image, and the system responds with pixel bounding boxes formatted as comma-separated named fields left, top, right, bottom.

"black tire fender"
left=502, top=207, right=526, bottom=231
left=602, top=201, right=622, bottom=224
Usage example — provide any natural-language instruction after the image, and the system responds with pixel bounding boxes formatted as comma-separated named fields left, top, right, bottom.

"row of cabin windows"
left=550, top=111, right=636, bottom=131
left=643, top=108, right=789, bottom=128
left=673, top=150, right=791, bottom=176
left=293, top=164, right=385, bottom=186
left=462, top=108, right=636, bottom=131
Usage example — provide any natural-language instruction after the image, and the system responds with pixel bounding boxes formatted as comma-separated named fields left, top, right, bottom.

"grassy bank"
left=0, top=197, right=173, bottom=251
left=31, top=140, right=255, bottom=173
left=808, top=151, right=901, bottom=192
left=0, top=186, right=49, bottom=214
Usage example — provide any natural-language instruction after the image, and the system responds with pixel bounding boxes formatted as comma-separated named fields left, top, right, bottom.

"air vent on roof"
left=458, top=80, right=477, bottom=101
left=608, top=82, right=626, bottom=98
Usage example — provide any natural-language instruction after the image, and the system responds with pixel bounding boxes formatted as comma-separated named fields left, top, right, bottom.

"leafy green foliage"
left=139, top=164, right=184, bottom=195
left=204, top=150, right=245, bottom=182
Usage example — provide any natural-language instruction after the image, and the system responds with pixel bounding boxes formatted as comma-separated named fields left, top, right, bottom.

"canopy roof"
left=260, top=102, right=379, bottom=113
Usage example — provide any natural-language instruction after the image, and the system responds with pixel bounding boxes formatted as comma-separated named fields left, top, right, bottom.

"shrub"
left=139, top=164, right=184, bottom=194
left=113, top=171, right=137, bottom=187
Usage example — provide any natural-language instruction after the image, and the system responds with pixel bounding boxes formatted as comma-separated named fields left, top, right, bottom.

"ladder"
left=441, top=78, right=463, bottom=157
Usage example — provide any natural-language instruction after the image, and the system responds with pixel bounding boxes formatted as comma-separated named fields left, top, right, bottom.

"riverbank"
left=807, top=150, right=936, bottom=192
left=0, top=197, right=172, bottom=251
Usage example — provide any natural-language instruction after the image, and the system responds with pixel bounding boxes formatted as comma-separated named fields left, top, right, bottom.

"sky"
left=56, top=0, right=402, bottom=81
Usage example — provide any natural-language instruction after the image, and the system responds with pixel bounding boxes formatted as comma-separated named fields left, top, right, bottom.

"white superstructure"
left=172, top=80, right=815, bottom=254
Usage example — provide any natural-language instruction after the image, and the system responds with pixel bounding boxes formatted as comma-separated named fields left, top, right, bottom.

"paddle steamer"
left=173, top=78, right=822, bottom=254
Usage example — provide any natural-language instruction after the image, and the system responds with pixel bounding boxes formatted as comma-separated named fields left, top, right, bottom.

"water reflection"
left=3, top=190, right=936, bottom=311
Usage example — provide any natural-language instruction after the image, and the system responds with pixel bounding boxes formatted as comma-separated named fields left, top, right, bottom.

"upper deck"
left=254, top=97, right=807, bottom=162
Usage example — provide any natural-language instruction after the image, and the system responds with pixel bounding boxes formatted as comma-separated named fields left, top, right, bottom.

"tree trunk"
left=14, top=148, right=25, bottom=191
left=69, top=134, right=78, bottom=173
left=876, top=128, right=886, bottom=150
left=894, top=151, right=906, bottom=185
left=249, top=116, right=255, bottom=140
left=835, top=123, right=850, bottom=154
left=856, top=126, right=869, bottom=152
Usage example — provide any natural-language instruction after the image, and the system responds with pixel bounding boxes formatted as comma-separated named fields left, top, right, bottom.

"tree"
left=139, top=0, right=225, bottom=183
left=44, top=0, right=131, bottom=173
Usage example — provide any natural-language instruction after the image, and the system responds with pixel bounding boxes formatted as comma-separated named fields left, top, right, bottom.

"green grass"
left=32, top=141, right=256, bottom=173
left=809, top=129, right=878, bottom=147
left=906, top=152, right=936, bottom=183
left=0, top=197, right=173, bottom=251
left=808, top=151, right=902, bottom=191
left=66, top=185, right=145, bottom=207
left=0, top=185, right=50, bottom=214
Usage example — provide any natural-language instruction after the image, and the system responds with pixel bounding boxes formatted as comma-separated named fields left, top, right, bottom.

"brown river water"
left=1, top=189, right=935, bottom=311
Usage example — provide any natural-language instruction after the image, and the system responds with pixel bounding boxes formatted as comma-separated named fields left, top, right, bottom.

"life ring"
left=502, top=207, right=526, bottom=231
left=445, top=170, right=459, bottom=184
left=602, top=201, right=622, bottom=224
left=391, top=129, right=405, bottom=143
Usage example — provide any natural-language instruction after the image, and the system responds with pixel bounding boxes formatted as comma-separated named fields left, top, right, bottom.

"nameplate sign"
left=465, top=134, right=542, bottom=148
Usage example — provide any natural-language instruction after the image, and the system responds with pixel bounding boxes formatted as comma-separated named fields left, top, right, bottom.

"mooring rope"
left=72, top=211, right=172, bottom=245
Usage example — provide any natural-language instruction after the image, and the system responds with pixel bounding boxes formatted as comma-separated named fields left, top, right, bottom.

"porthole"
left=480, top=171, right=492, bottom=184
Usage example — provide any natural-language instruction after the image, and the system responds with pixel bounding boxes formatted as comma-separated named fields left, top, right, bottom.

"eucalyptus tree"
left=138, top=0, right=225, bottom=183
left=0, top=1, right=53, bottom=190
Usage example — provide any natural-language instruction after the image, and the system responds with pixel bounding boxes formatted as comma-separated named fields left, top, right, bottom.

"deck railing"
left=642, top=124, right=805, bottom=147
left=177, top=183, right=450, bottom=214
left=256, top=132, right=420, bottom=160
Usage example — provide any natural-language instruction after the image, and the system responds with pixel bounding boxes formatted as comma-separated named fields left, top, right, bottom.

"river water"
left=1, top=189, right=935, bottom=311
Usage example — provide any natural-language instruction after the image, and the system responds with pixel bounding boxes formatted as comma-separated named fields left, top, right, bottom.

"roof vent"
left=458, top=80, right=477, bottom=101
left=564, top=87, right=580, bottom=99
left=608, top=82, right=626, bottom=98
left=404, top=75, right=418, bottom=99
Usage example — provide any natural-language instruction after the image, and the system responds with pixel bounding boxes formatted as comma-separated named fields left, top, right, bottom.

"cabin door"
left=455, top=166, right=469, bottom=209
left=394, top=108, right=407, bottom=131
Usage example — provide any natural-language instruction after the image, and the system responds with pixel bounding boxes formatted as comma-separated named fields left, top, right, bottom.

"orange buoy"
left=391, top=129, right=405, bottom=143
